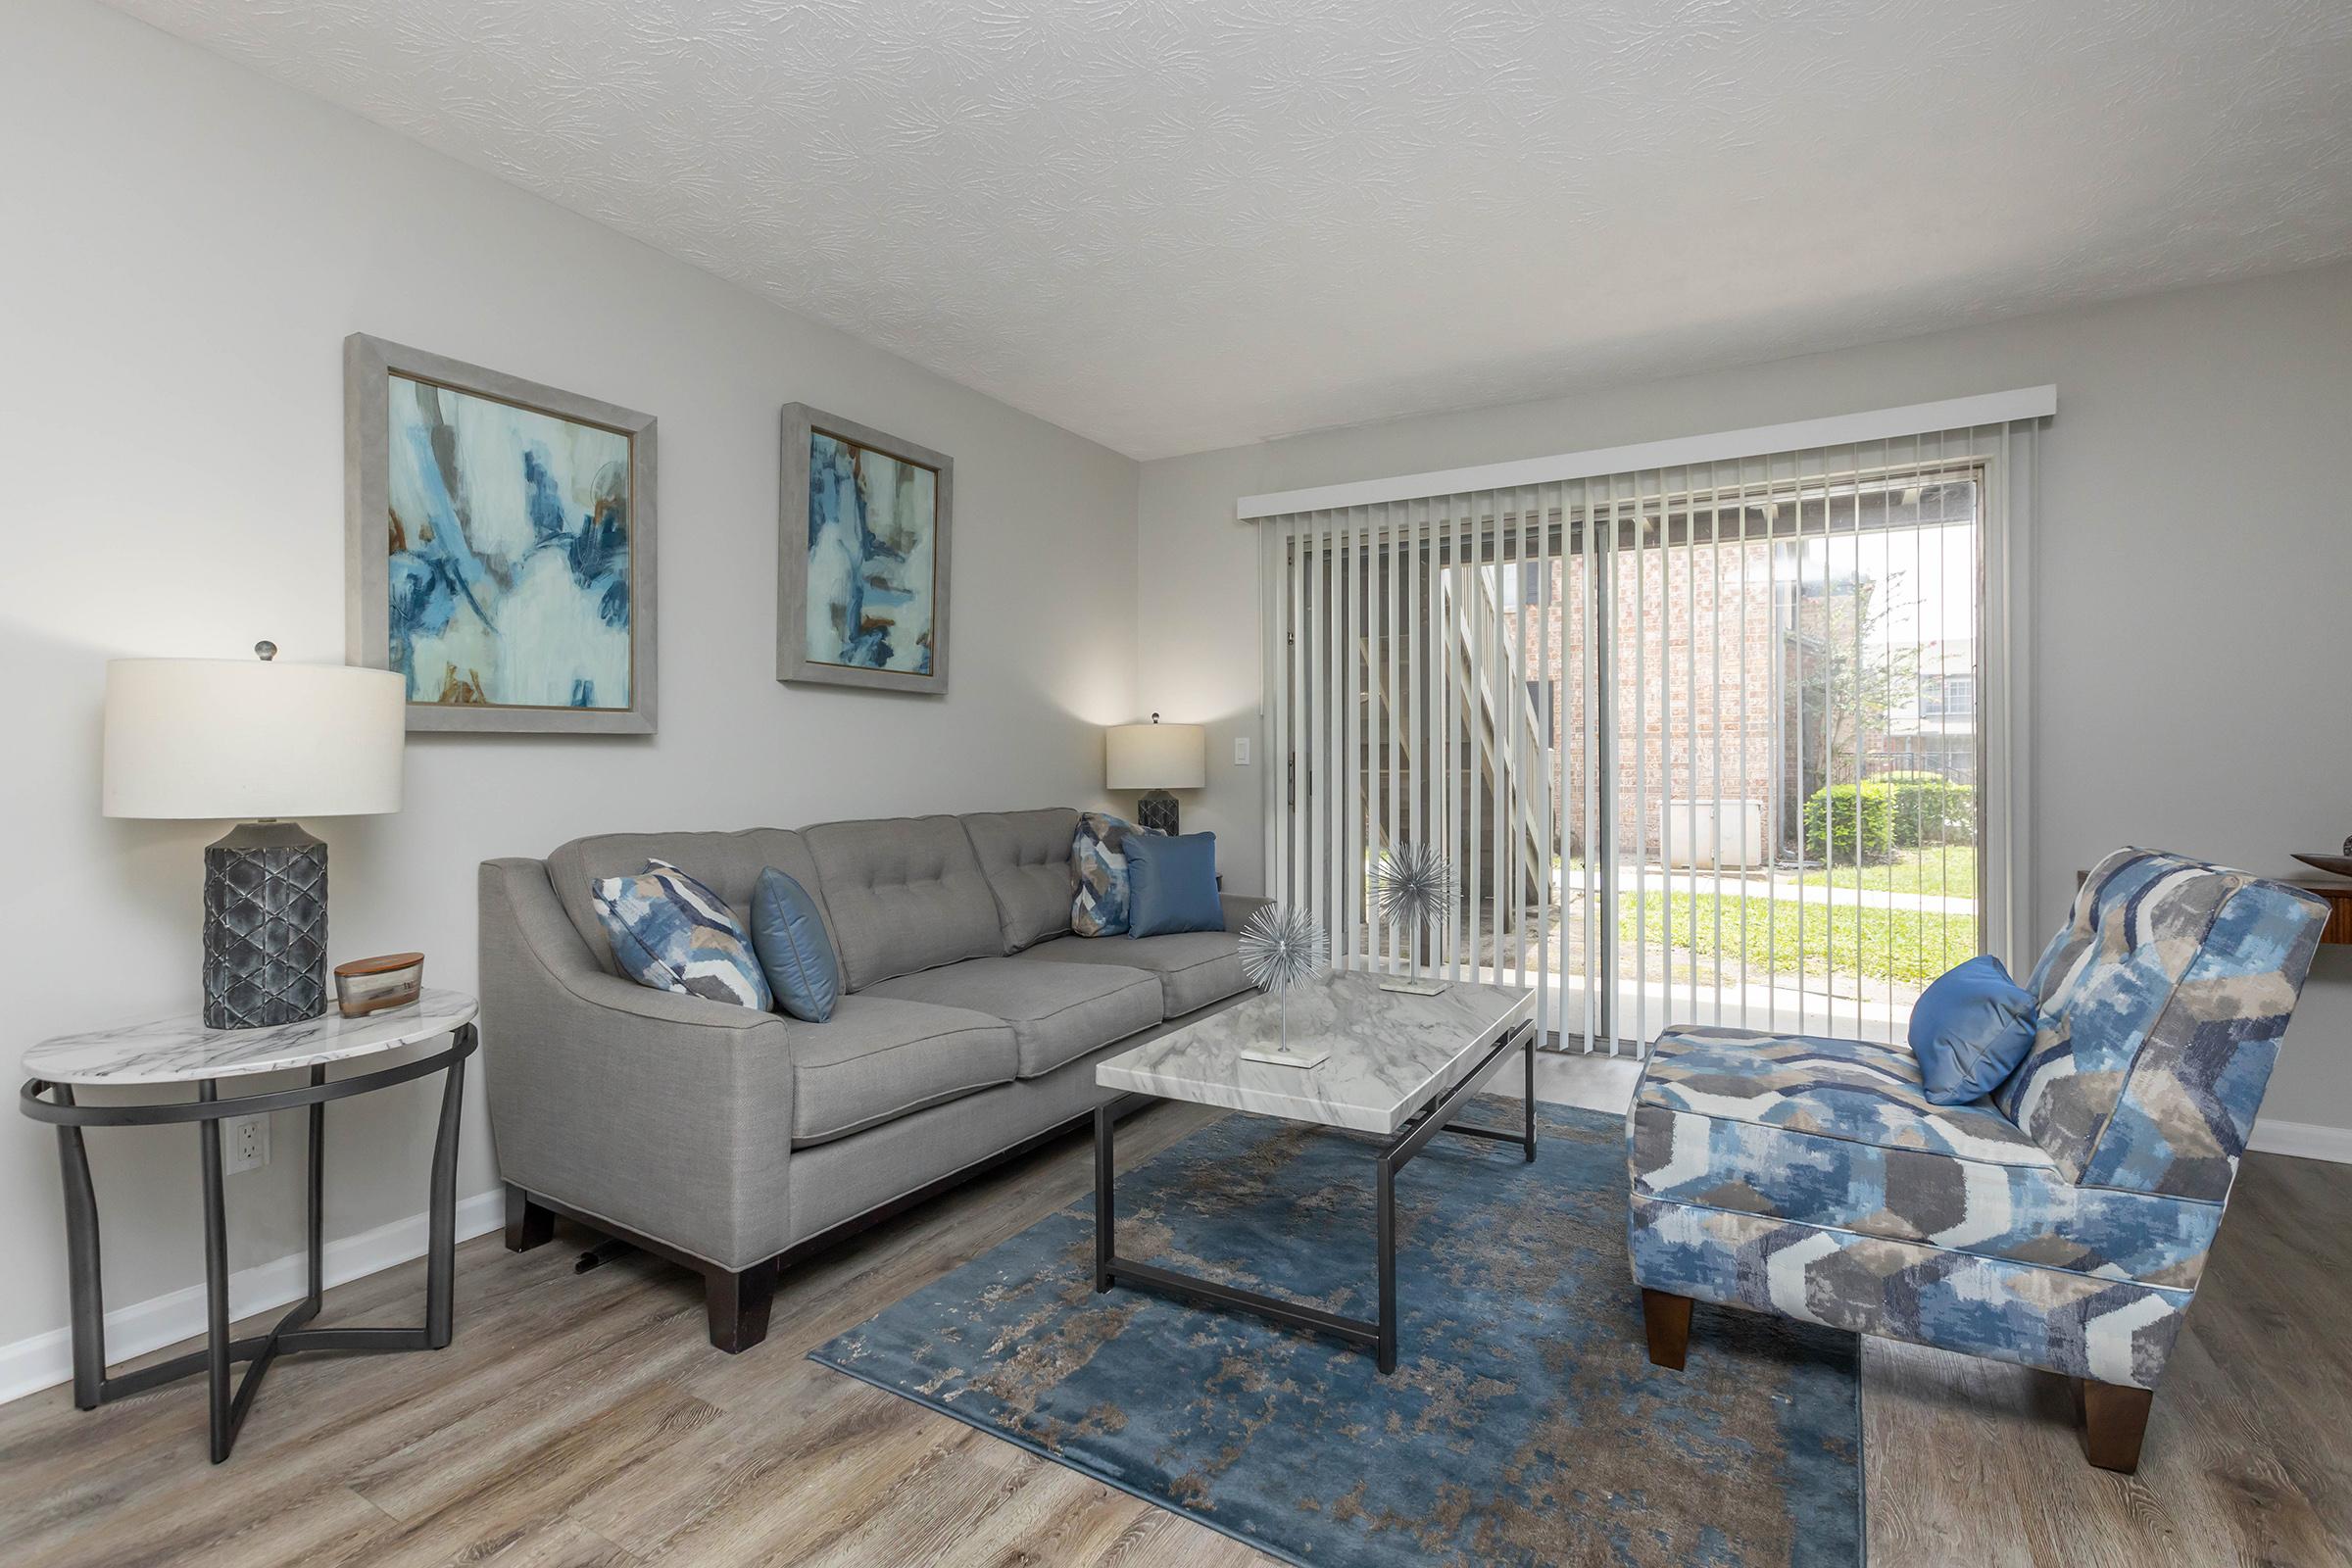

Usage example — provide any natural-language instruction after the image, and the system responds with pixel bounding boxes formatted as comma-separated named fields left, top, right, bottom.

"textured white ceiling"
left=106, top=0, right=2352, bottom=459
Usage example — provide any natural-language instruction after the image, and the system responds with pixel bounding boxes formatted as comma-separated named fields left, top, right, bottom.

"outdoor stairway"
left=1343, top=554, right=1550, bottom=913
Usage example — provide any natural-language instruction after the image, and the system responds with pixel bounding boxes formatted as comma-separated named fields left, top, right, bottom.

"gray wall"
left=1139, top=260, right=2352, bottom=1140
left=0, top=0, right=1139, bottom=1357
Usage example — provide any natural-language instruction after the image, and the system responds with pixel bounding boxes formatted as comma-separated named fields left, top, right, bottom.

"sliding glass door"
left=1261, top=434, right=1992, bottom=1054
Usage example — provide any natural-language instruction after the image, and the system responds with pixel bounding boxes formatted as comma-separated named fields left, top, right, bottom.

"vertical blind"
left=1254, top=418, right=2038, bottom=1054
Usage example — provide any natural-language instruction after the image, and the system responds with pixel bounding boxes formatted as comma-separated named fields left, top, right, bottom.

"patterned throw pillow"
left=1073, top=811, right=1152, bottom=937
left=590, top=859, right=771, bottom=1009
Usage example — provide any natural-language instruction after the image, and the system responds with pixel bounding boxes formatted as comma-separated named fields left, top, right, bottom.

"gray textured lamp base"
left=1137, top=789, right=1180, bottom=836
left=203, top=821, right=327, bottom=1029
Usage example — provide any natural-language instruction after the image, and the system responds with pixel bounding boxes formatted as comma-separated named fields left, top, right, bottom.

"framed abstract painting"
left=344, top=334, right=658, bottom=733
left=777, top=403, right=952, bottom=695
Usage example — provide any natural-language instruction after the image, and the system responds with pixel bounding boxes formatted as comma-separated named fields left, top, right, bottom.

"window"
left=1264, top=443, right=1995, bottom=1052
left=1921, top=672, right=1975, bottom=719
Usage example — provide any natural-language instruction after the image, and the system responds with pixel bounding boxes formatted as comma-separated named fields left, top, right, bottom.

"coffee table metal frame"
left=1092, top=1015, right=1537, bottom=1374
left=18, top=1021, right=476, bottom=1462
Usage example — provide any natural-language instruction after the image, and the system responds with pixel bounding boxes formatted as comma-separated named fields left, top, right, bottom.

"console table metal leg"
left=1375, top=1153, right=1398, bottom=1374
left=198, top=1080, right=232, bottom=1463
left=1092, top=1102, right=1114, bottom=1293
left=1522, top=1033, right=1538, bottom=1162
left=307, top=1065, right=325, bottom=1310
left=425, top=1029, right=468, bottom=1349
left=55, top=1084, right=106, bottom=1411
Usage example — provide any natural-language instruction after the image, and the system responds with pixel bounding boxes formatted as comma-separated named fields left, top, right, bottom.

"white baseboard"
left=0, top=1187, right=505, bottom=1408
left=2248, top=1118, right=2352, bottom=1164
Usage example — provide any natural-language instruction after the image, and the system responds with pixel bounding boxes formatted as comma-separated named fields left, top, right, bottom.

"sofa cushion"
left=788, top=995, right=1017, bottom=1147
left=961, top=808, right=1078, bottom=953
left=803, top=815, right=1004, bottom=991
left=1011, top=929, right=1249, bottom=1017
left=1631, top=1027, right=2222, bottom=1289
left=862, top=956, right=1162, bottom=1079
left=549, top=828, right=832, bottom=977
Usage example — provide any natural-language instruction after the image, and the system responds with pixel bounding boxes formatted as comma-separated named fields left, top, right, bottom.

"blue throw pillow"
left=1125, top=831, right=1224, bottom=938
left=590, top=859, right=771, bottom=1010
left=1910, top=954, right=2039, bottom=1105
left=750, top=866, right=841, bottom=1022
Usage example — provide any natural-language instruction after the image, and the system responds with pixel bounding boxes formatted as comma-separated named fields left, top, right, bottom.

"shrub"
left=1871, top=771, right=1975, bottom=849
left=1803, top=781, right=1895, bottom=864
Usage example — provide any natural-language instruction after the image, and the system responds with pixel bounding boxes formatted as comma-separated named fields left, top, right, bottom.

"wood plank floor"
left=4, top=1056, right=2348, bottom=1567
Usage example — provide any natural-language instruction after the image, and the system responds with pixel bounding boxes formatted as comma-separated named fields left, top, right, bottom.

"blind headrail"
left=1235, top=385, right=2055, bottom=519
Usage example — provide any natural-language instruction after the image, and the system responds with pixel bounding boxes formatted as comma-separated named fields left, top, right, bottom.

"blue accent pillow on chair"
left=590, top=860, right=771, bottom=1010
left=750, top=866, right=841, bottom=1022
left=1909, top=954, right=2039, bottom=1105
left=1125, top=831, right=1224, bottom=938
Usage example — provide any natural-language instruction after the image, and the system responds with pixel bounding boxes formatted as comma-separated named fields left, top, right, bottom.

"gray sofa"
left=478, top=806, right=1265, bottom=1351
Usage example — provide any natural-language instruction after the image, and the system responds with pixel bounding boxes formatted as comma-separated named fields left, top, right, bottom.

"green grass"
left=1619, top=891, right=1978, bottom=986
left=1798, top=845, right=1978, bottom=897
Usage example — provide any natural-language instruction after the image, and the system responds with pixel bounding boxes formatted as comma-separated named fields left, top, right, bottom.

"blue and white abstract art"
left=385, top=373, right=634, bottom=710
left=805, top=429, right=938, bottom=675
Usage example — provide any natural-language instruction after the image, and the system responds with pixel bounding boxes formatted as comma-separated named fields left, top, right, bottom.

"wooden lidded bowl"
left=334, top=953, right=424, bottom=1017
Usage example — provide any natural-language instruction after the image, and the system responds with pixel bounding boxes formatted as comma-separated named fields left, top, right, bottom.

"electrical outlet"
left=223, top=1114, right=270, bottom=1175
left=1234, top=737, right=1251, bottom=764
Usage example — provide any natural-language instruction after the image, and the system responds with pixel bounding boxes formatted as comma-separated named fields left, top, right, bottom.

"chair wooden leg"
left=504, top=1183, right=555, bottom=1252
left=705, top=1263, right=776, bottom=1354
left=1641, top=1289, right=1693, bottom=1370
left=2080, top=1379, right=2154, bottom=1473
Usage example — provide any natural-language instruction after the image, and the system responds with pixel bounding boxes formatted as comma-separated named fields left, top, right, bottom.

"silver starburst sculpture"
left=1370, top=844, right=1457, bottom=993
left=1239, top=903, right=1328, bottom=1050
left=1373, top=844, right=1459, bottom=926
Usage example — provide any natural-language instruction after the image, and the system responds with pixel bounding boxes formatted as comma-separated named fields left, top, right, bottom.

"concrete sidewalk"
left=1561, top=861, right=1977, bottom=916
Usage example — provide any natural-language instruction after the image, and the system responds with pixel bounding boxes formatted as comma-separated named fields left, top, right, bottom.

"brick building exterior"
left=1514, top=543, right=1782, bottom=860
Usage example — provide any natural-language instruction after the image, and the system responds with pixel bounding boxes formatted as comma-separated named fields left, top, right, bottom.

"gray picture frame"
left=344, top=333, right=659, bottom=734
left=777, top=402, right=953, bottom=696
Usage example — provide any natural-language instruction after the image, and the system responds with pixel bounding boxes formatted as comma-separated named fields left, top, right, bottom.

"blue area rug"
left=811, top=1101, right=1862, bottom=1567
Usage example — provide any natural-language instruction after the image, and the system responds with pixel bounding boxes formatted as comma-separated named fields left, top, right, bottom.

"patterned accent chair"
left=1626, top=848, right=2328, bottom=1472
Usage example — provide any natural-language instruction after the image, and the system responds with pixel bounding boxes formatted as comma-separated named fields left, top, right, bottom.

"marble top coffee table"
left=1092, top=971, right=1537, bottom=1373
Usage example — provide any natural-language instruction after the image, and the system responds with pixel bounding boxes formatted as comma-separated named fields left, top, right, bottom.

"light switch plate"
left=1234, top=737, right=1250, bottom=764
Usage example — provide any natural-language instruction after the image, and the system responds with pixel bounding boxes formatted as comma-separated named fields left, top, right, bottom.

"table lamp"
left=103, top=642, right=405, bottom=1029
left=1105, top=713, right=1205, bottom=835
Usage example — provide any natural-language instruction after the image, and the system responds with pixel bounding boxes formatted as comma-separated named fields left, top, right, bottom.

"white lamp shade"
left=103, top=658, right=406, bottom=819
left=1105, top=721, right=1205, bottom=790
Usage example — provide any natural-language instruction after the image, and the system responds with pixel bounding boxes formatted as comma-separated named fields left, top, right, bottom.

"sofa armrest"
left=1220, top=892, right=1272, bottom=931
left=478, top=857, right=795, bottom=1271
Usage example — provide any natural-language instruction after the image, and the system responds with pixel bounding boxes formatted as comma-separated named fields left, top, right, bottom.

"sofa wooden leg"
left=2080, top=1379, right=2153, bottom=1473
left=1641, top=1289, right=1693, bottom=1370
left=504, top=1183, right=555, bottom=1253
left=705, top=1263, right=776, bottom=1354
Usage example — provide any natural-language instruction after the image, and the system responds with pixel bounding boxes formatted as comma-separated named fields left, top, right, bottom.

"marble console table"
left=1092, top=972, right=1536, bottom=1373
left=19, top=991, right=478, bottom=1462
